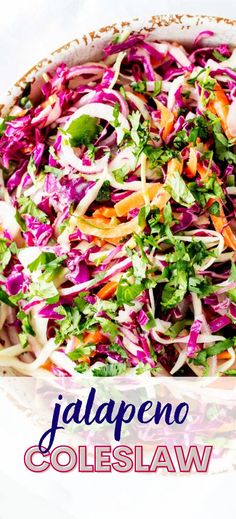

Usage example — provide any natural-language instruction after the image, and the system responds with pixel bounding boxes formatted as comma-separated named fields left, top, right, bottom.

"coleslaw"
left=1, top=30, right=236, bottom=377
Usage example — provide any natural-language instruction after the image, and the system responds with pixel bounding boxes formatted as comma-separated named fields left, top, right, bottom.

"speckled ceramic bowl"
left=1, top=13, right=236, bottom=119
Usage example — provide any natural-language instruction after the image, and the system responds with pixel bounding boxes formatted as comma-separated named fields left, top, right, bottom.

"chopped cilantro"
left=87, top=144, right=96, bottom=161
left=68, top=344, right=96, bottom=360
left=116, top=278, right=144, bottom=306
left=131, top=81, right=147, bottom=93
left=29, top=280, right=59, bottom=304
left=159, top=240, right=215, bottom=309
left=212, top=50, right=228, bottom=62
left=28, top=252, right=66, bottom=282
left=44, top=165, right=64, bottom=178
left=193, top=338, right=235, bottom=369
left=189, top=172, right=224, bottom=207
left=173, top=130, right=189, bottom=149
left=0, top=239, right=12, bottom=273
left=208, top=201, right=220, bottom=216
left=224, top=369, right=236, bottom=376
left=165, top=320, right=188, bottom=338
left=0, top=115, right=15, bottom=137
left=109, top=343, right=128, bottom=359
left=112, top=103, right=120, bottom=128
left=0, top=287, right=16, bottom=307
left=96, top=180, right=111, bottom=202
left=74, top=362, right=89, bottom=373
left=96, top=317, right=118, bottom=340
left=17, top=310, right=35, bottom=348
left=165, top=170, right=195, bottom=207
left=187, top=68, right=206, bottom=85
left=152, top=80, right=162, bottom=97
left=112, top=164, right=130, bottom=183
left=17, top=196, right=48, bottom=223
left=207, top=111, right=236, bottom=164
left=143, top=145, right=178, bottom=168
left=66, top=114, right=101, bottom=147
left=92, top=363, right=127, bottom=377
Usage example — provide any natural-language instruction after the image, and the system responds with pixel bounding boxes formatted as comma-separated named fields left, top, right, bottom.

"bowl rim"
left=1, top=12, right=236, bottom=116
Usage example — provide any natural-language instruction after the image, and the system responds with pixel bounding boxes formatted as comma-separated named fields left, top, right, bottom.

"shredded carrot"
left=89, top=215, right=112, bottom=225
left=150, top=56, right=163, bottom=68
left=41, top=359, right=54, bottom=371
left=197, top=162, right=236, bottom=250
left=84, top=330, right=104, bottom=344
left=151, top=158, right=183, bottom=213
left=97, top=281, right=118, bottom=300
left=135, top=92, right=147, bottom=103
left=93, top=207, right=117, bottom=218
left=217, top=351, right=232, bottom=360
left=186, top=147, right=197, bottom=178
left=154, top=100, right=175, bottom=142
left=210, top=210, right=236, bottom=251
left=208, top=82, right=233, bottom=139
left=114, top=182, right=162, bottom=217
left=93, top=237, right=107, bottom=247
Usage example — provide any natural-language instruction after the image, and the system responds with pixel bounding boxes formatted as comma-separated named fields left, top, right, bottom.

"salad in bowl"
left=1, top=20, right=236, bottom=378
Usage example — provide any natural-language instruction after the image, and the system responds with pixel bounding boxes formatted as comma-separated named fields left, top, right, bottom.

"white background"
left=0, top=0, right=235, bottom=94
left=0, top=0, right=236, bottom=518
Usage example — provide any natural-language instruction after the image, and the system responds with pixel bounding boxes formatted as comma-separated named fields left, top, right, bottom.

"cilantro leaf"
left=28, top=252, right=58, bottom=272
left=161, top=269, right=188, bottom=309
left=112, top=164, right=129, bottom=183
left=0, top=238, right=12, bottom=273
left=187, top=68, right=206, bottom=85
left=55, top=305, right=82, bottom=344
left=165, top=170, right=195, bottom=207
left=96, top=317, right=118, bottom=340
left=228, top=287, right=236, bottom=303
left=193, top=338, right=235, bottom=368
left=18, top=196, right=48, bottom=223
left=28, top=252, right=66, bottom=282
left=29, top=280, right=59, bottom=304
left=212, top=50, right=228, bottom=62
left=143, top=145, right=178, bottom=169
left=17, top=310, right=35, bottom=348
left=131, top=81, right=147, bottom=93
left=92, top=363, right=127, bottom=377
left=68, top=344, right=96, bottom=360
left=207, top=112, right=236, bottom=164
left=189, top=173, right=224, bottom=207
left=116, top=279, right=144, bottom=306
left=66, top=114, right=101, bottom=147
left=109, top=343, right=128, bottom=359
left=0, top=115, right=15, bottom=137
left=208, top=201, right=220, bottom=216
left=160, top=240, right=215, bottom=308
left=224, top=369, right=236, bottom=376
left=75, top=362, right=89, bottom=373
left=96, top=180, right=111, bottom=202
left=165, top=320, right=188, bottom=339
left=0, top=287, right=16, bottom=307
left=112, top=103, right=120, bottom=128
